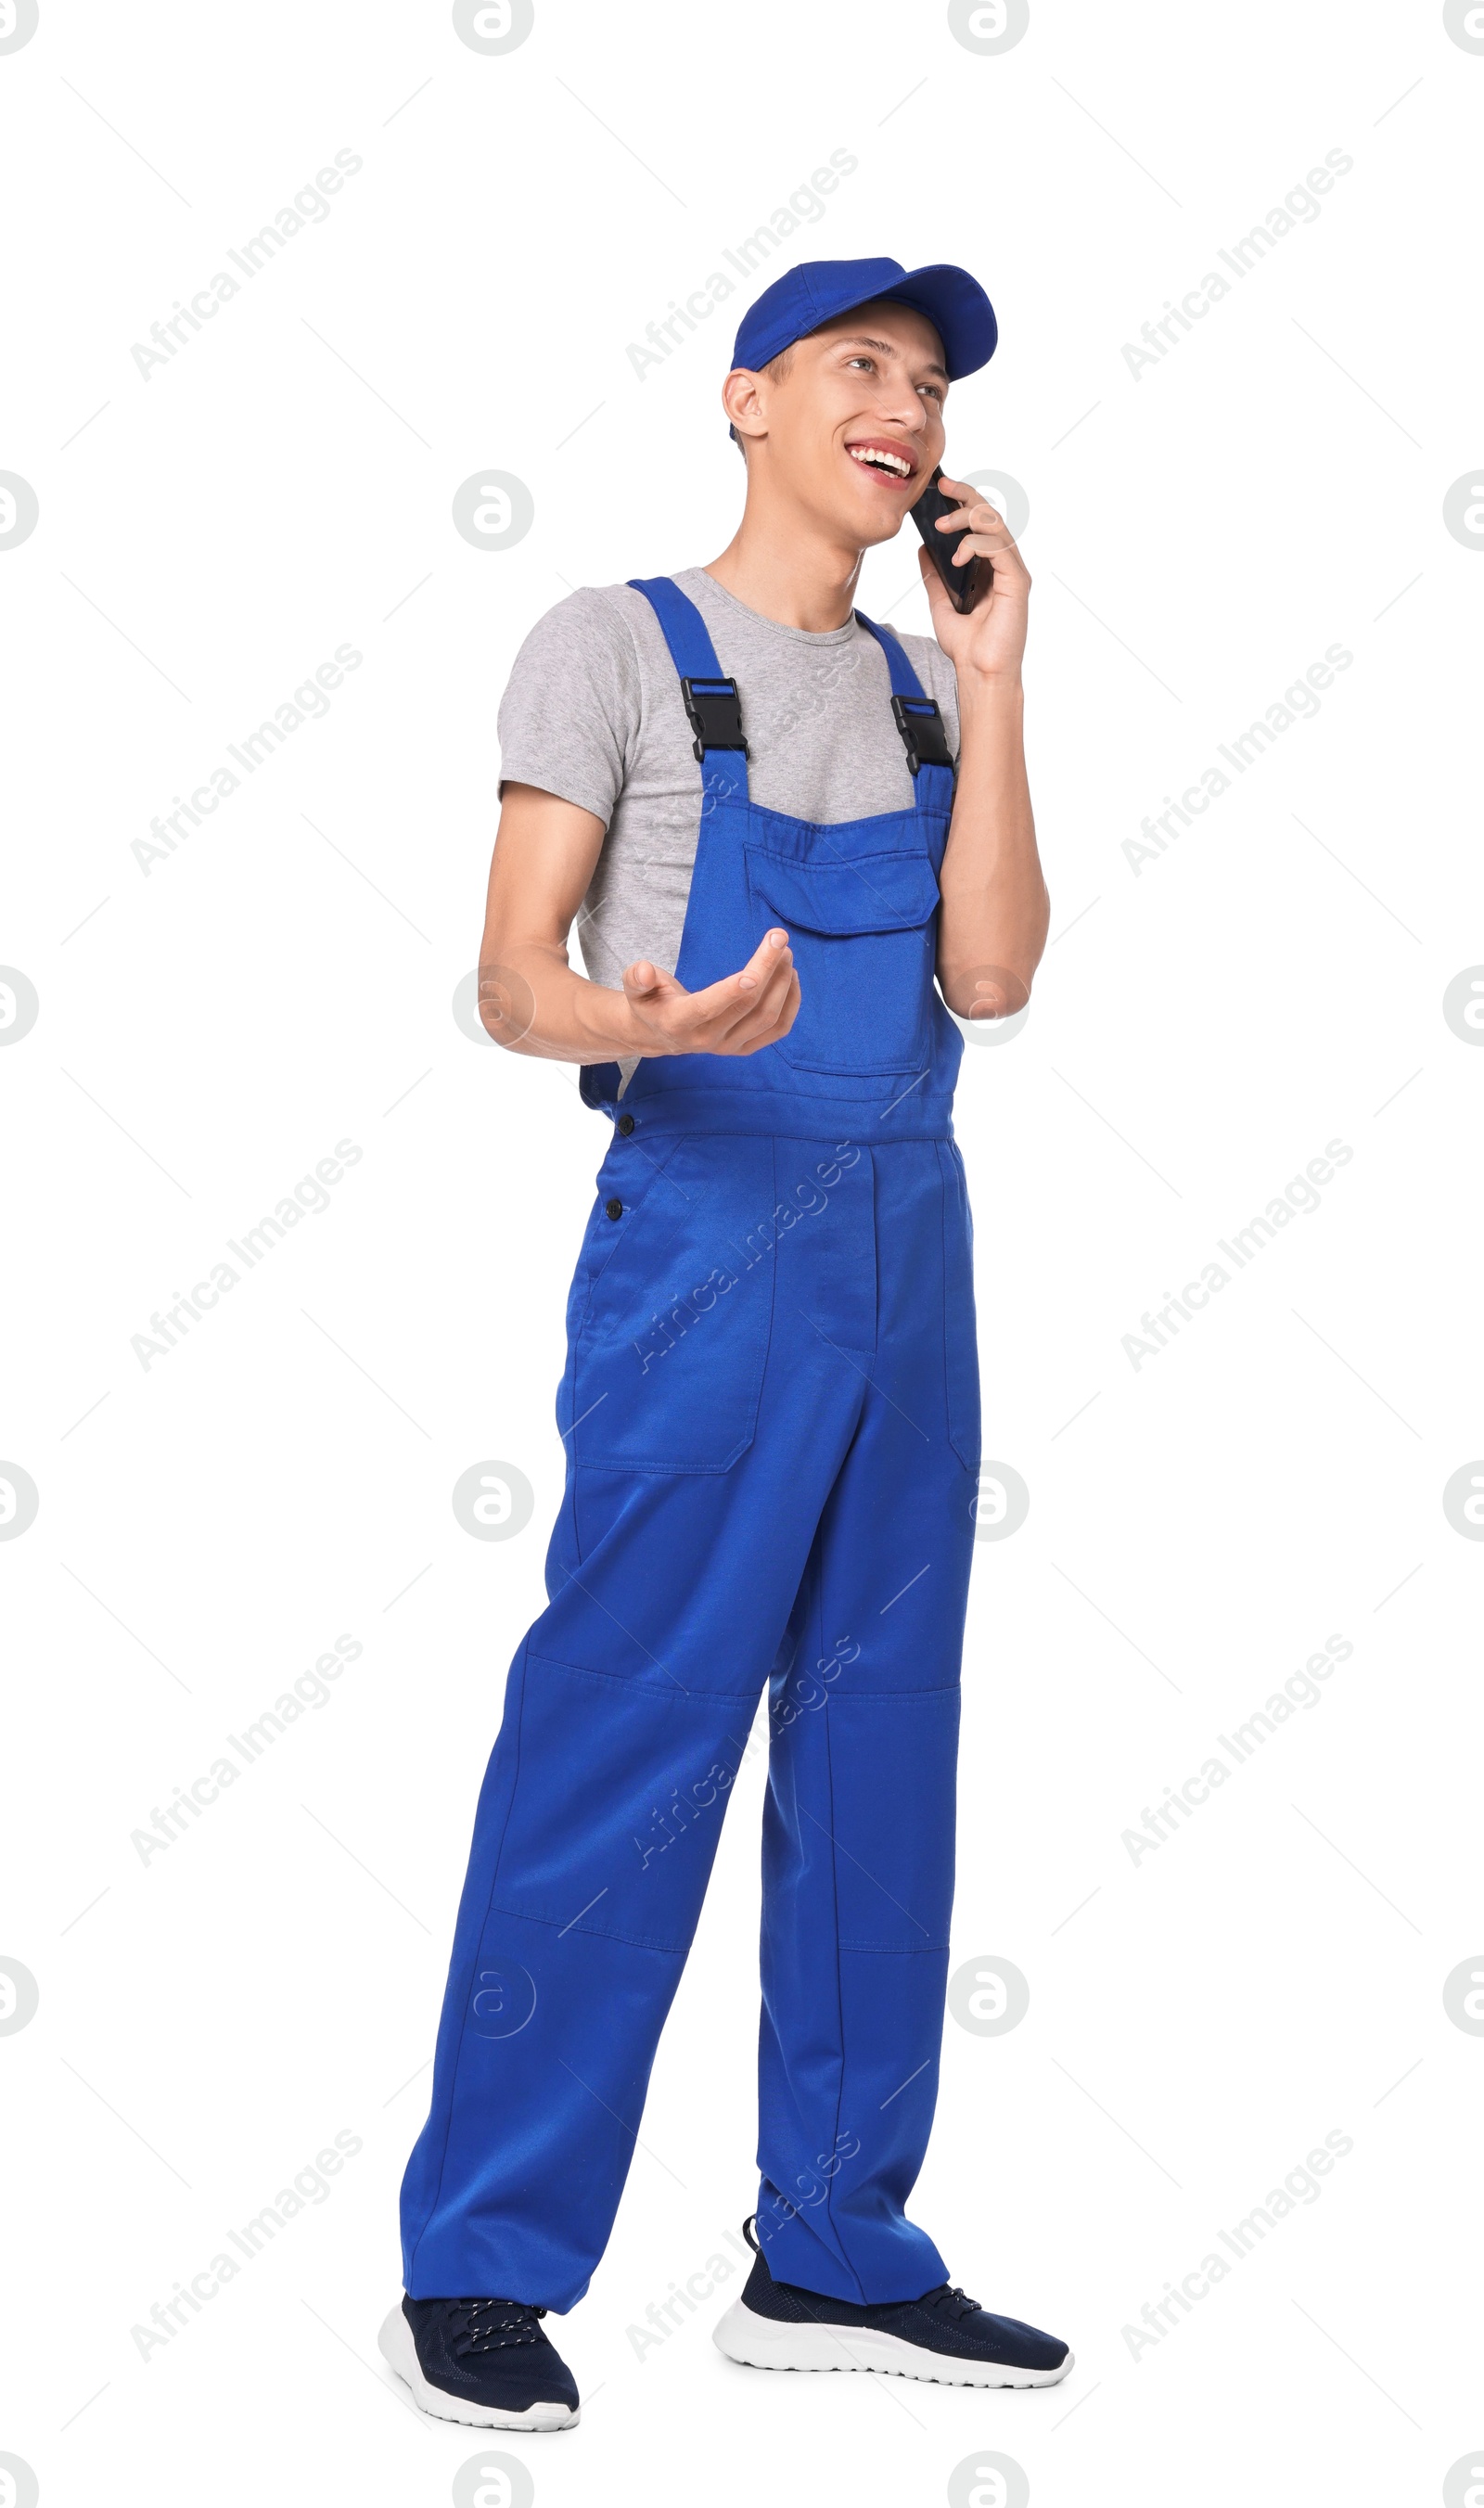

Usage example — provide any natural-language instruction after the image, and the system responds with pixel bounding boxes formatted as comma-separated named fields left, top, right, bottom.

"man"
left=381, top=255, right=1067, bottom=2430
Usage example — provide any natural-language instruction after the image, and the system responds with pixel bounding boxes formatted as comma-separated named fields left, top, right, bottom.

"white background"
left=3, top=2, right=1482, bottom=2503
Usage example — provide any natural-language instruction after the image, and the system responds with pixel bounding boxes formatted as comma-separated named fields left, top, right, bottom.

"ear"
left=722, top=366, right=767, bottom=448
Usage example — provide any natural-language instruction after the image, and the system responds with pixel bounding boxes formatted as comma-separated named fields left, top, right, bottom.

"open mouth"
left=845, top=439, right=919, bottom=487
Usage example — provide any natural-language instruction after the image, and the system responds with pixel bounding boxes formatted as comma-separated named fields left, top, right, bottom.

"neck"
left=705, top=483, right=864, bottom=631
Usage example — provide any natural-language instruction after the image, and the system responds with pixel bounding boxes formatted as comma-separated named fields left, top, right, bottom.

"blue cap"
left=730, top=256, right=997, bottom=388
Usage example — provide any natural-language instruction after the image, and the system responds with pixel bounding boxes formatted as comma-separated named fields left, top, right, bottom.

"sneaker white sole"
left=377, top=2304, right=580, bottom=2431
left=712, top=2298, right=1073, bottom=2389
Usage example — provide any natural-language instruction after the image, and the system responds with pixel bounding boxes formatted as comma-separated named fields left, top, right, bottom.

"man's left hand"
left=915, top=473, right=1030, bottom=684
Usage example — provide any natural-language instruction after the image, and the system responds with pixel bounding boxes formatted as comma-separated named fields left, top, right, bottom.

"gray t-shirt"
left=495, top=568, right=960, bottom=1039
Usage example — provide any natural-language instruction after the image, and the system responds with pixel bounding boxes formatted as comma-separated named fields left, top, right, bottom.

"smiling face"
left=724, top=299, right=949, bottom=550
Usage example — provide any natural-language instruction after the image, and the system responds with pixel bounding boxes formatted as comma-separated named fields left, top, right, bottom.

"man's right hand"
left=620, top=928, right=800, bottom=1058
left=476, top=788, right=801, bottom=1063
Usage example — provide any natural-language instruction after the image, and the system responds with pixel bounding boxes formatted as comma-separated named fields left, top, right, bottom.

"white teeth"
left=848, top=445, right=912, bottom=477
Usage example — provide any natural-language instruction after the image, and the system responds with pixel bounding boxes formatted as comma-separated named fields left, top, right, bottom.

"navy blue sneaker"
left=379, top=2295, right=580, bottom=2430
left=712, top=2220, right=1072, bottom=2388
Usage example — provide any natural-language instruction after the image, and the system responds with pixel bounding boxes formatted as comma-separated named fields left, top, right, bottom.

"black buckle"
left=681, top=674, right=748, bottom=763
left=891, top=693, right=954, bottom=775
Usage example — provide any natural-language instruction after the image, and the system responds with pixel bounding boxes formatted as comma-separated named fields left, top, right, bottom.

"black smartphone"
left=911, top=467, right=990, bottom=614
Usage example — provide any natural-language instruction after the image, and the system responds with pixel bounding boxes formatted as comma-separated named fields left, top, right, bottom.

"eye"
left=919, top=383, right=944, bottom=404
left=845, top=353, right=876, bottom=373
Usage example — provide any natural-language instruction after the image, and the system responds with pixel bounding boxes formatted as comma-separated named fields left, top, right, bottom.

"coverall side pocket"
left=568, top=1135, right=777, bottom=1474
left=938, top=1141, right=981, bottom=1478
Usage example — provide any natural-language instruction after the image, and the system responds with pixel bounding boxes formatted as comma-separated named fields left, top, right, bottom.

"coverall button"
left=605, top=1197, right=624, bottom=1221
left=617, top=1114, right=635, bottom=1135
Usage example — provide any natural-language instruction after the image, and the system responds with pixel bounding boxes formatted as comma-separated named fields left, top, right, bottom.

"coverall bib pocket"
left=566, top=1134, right=777, bottom=1474
left=745, top=845, right=940, bottom=1079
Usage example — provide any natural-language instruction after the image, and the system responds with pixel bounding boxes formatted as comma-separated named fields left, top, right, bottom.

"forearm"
left=480, top=927, right=799, bottom=1067
left=936, top=672, right=1048, bottom=1017
left=479, top=940, right=646, bottom=1063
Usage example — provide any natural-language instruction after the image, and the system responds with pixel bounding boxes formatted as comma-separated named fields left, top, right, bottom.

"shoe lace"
left=450, top=2297, right=548, bottom=2355
left=918, top=2281, right=982, bottom=2319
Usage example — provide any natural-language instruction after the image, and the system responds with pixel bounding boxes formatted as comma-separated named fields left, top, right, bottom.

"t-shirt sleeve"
left=495, top=587, right=644, bottom=825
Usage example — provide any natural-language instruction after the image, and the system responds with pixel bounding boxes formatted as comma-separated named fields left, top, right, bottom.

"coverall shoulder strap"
left=854, top=610, right=956, bottom=792
left=627, top=575, right=724, bottom=680
left=852, top=609, right=928, bottom=699
left=628, top=576, right=750, bottom=789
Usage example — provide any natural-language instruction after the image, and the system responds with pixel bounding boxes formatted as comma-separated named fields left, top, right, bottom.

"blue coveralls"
left=401, top=577, right=980, bottom=2311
